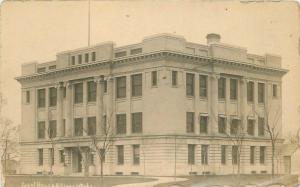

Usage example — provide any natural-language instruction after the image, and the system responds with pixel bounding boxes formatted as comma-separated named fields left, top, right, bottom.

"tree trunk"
left=272, top=143, right=275, bottom=177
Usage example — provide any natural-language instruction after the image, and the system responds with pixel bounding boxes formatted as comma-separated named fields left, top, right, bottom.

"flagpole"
left=88, top=0, right=91, bottom=46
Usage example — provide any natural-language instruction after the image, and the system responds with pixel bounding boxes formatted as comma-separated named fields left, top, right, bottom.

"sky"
left=0, top=0, right=300, bottom=139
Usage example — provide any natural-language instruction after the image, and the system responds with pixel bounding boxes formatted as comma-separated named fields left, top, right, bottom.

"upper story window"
left=104, top=80, right=107, bottom=93
left=131, top=74, right=142, bottom=97
left=186, top=73, right=195, bottom=97
left=87, top=81, right=96, bottom=102
left=116, top=76, right=126, bottom=99
left=247, top=81, right=254, bottom=102
left=218, top=77, right=226, bottom=100
left=85, top=53, right=89, bottom=63
left=49, top=65, right=56, bottom=70
left=71, top=56, right=75, bottom=65
left=117, top=145, right=124, bottom=165
left=186, top=112, right=194, bottom=133
left=258, top=82, right=265, bottom=104
left=151, top=71, right=158, bottom=87
left=221, top=145, right=226, bottom=165
left=200, top=116, right=208, bottom=134
left=74, top=83, right=83, bottom=104
left=188, top=144, right=195, bottom=165
left=49, top=120, right=57, bottom=138
left=230, top=119, right=239, bottom=135
left=172, top=71, right=178, bottom=86
left=132, top=112, right=142, bottom=133
left=115, top=51, right=127, bottom=58
left=91, top=52, right=96, bottom=61
left=273, top=84, right=278, bottom=98
left=49, top=87, right=57, bottom=107
left=26, top=90, right=30, bottom=104
left=199, top=75, right=207, bottom=98
left=230, top=79, right=238, bottom=100
left=247, top=119, right=255, bottom=136
left=74, top=118, right=83, bottom=136
left=250, top=146, right=255, bottom=164
left=201, top=145, right=209, bottom=165
left=37, top=121, right=45, bottom=139
left=88, top=117, right=96, bottom=136
left=232, top=146, right=238, bottom=165
left=260, top=146, right=266, bottom=164
left=38, top=149, right=43, bottom=166
left=130, top=48, right=142, bottom=55
left=116, top=114, right=126, bottom=135
left=37, top=67, right=46, bottom=73
left=218, top=116, right=226, bottom=134
left=37, top=89, right=46, bottom=108
left=258, top=117, right=265, bottom=136
left=78, top=54, right=82, bottom=64
left=132, top=145, right=140, bottom=165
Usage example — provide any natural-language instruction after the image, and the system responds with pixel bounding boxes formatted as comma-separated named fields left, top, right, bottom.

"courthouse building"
left=16, top=33, right=288, bottom=176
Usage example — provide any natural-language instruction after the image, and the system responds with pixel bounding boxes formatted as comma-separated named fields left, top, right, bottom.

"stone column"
left=64, top=148, right=72, bottom=175
left=65, top=81, right=73, bottom=137
left=56, top=82, right=64, bottom=137
left=83, top=81, right=88, bottom=136
left=240, top=78, right=248, bottom=133
left=254, top=81, right=258, bottom=136
left=107, top=76, right=114, bottom=134
left=209, top=73, right=219, bottom=135
left=45, top=88, right=49, bottom=139
left=95, top=76, right=104, bottom=135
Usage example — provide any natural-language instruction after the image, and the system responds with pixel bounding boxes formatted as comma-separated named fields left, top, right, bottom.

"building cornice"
left=15, top=50, right=288, bottom=83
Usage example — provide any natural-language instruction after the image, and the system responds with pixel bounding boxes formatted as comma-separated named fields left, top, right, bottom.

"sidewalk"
left=113, top=176, right=187, bottom=187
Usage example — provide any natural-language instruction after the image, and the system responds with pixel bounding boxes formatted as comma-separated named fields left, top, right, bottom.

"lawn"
left=5, top=175, right=157, bottom=187
left=154, top=174, right=298, bottom=187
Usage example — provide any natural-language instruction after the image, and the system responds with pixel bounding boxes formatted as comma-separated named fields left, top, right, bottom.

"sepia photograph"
left=0, top=0, right=300, bottom=186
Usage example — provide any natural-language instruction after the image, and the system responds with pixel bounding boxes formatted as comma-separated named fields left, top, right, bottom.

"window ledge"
left=116, top=98, right=127, bottom=102
left=131, top=96, right=142, bottom=101
left=186, top=96, right=195, bottom=100
left=199, top=97, right=208, bottom=101
left=87, top=102, right=96, bottom=106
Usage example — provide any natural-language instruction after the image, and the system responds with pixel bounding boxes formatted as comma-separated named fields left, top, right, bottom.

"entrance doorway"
left=72, top=149, right=82, bottom=173
left=284, top=156, right=291, bottom=174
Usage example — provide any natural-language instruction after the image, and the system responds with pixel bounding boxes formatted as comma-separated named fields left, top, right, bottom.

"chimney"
left=206, top=33, right=221, bottom=45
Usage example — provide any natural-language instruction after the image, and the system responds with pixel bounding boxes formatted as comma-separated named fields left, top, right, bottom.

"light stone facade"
left=16, top=33, right=288, bottom=176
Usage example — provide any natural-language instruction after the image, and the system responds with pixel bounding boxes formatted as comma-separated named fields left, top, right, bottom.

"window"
left=131, top=74, right=142, bottom=97
left=116, top=76, right=126, bottom=98
left=85, top=53, right=89, bottom=63
left=78, top=54, right=82, bottom=64
left=49, top=120, right=57, bottom=138
left=172, top=71, right=178, bottom=86
left=151, top=71, right=158, bottom=87
left=221, top=145, right=226, bottom=165
left=87, top=81, right=96, bottom=102
left=218, top=77, right=226, bottom=99
left=26, top=90, right=30, bottom=103
left=258, top=117, right=265, bottom=136
left=186, top=112, right=194, bottom=133
left=133, top=145, right=140, bottom=165
left=63, top=87, right=66, bottom=98
left=230, top=79, right=238, bottom=100
left=130, top=48, right=142, bottom=55
left=88, top=117, right=96, bottom=136
left=38, top=149, right=43, bottom=166
left=74, top=83, right=83, bottom=103
left=247, top=81, right=254, bottom=102
left=232, top=146, right=238, bottom=165
left=188, top=144, right=195, bottom=165
left=258, top=83, right=265, bottom=103
left=116, top=114, right=126, bottom=134
left=38, top=89, right=46, bottom=108
left=92, top=52, right=96, bottom=61
left=74, top=118, right=83, bottom=136
left=260, top=146, right=266, bottom=164
left=117, top=145, right=124, bottom=165
left=49, top=148, right=54, bottom=166
left=230, top=119, right=239, bottom=135
left=59, top=150, right=65, bottom=163
left=71, top=56, right=75, bottom=65
left=49, top=87, right=57, bottom=107
left=37, top=67, right=46, bottom=73
left=247, top=119, right=255, bottom=136
left=199, top=75, right=207, bottom=97
left=37, top=121, right=45, bottom=139
left=89, top=154, right=94, bottom=166
left=201, top=145, right=209, bottom=165
left=104, top=80, right=107, bottom=93
left=62, top=119, right=66, bottom=137
left=186, top=73, right=195, bottom=96
left=273, top=84, right=277, bottom=98
left=200, top=116, right=208, bottom=134
left=115, top=51, right=127, bottom=58
left=132, top=112, right=142, bottom=133
left=250, top=146, right=255, bottom=164
left=218, top=117, right=226, bottom=134
left=49, top=65, right=56, bottom=70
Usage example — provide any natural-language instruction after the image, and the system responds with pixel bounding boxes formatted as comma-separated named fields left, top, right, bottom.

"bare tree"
left=47, top=124, right=56, bottom=175
left=254, top=103, right=281, bottom=177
